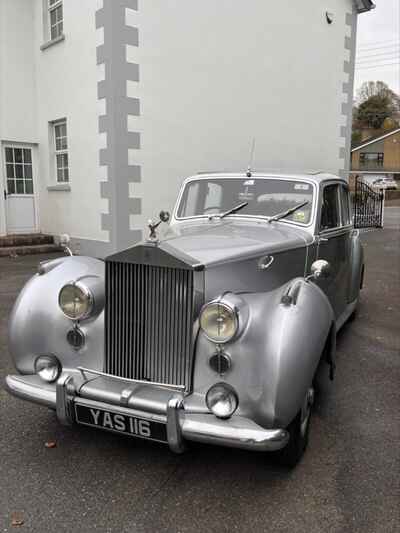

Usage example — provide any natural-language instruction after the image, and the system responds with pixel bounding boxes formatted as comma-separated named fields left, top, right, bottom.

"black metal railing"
left=353, top=176, right=384, bottom=228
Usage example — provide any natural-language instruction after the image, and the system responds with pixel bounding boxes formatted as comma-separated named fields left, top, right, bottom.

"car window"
left=177, top=178, right=314, bottom=223
left=204, top=183, right=223, bottom=211
left=183, top=182, right=200, bottom=215
left=340, top=185, right=351, bottom=226
left=320, top=184, right=340, bottom=230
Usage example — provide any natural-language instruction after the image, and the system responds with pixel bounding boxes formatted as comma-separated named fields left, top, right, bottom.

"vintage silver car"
left=5, top=172, right=364, bottom=466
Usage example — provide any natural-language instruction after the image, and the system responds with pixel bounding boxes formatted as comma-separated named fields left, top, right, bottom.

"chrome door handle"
left=317, top=236, right=328, bottom=243
left=258, top=255, right=274, bottom=270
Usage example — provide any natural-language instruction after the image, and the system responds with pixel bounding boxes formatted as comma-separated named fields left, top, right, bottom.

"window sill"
left=40, top=33, right=65, bottom=51
left=47, top=184, right=71, bottom=192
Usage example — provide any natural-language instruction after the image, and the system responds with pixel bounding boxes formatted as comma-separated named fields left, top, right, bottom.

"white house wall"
left=1, top=0, right=362, bottom=255
left=33, top=0, right=110, bottom=253
left=0, top=0, right=37, bottom=236
left=96, top=0, right=358, bottom=255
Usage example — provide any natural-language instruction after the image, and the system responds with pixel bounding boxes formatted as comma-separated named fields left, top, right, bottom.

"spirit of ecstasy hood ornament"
left=146, top=210, right=170, bottom=243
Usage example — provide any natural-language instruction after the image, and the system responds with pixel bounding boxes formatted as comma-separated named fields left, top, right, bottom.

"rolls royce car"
left=5, top=172, right=364, bottom=467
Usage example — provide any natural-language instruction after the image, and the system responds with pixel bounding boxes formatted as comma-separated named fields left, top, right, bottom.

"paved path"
left=0, top=212, right=399, bottom=532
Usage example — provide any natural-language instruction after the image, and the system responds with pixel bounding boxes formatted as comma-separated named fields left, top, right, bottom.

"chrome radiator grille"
left=105, top=261, right=194, bottom=390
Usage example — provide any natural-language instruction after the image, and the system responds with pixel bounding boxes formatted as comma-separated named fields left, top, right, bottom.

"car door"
left=316, top=182, right=351, bottom=320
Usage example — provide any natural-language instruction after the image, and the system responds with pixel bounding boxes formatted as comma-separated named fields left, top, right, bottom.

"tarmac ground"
left=0, top=208, right=399, bottom=532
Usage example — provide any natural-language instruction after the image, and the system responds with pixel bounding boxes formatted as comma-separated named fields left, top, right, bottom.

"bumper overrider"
left=4, top=369, right=289, bottom=453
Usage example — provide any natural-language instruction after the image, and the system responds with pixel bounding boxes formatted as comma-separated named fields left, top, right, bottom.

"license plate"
left=74, top=403, right=167, bottom=443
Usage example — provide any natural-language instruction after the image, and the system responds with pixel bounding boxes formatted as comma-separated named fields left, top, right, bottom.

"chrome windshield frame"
left=173, top=175, right=318, bottom=229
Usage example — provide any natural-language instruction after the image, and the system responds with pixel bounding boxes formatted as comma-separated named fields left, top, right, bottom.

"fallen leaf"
left=11, top=514, right=24, bottom=527
left=45, top=440, right=57, bottom=448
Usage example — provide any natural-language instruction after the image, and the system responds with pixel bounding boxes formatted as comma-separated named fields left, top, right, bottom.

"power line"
left=356, top=55, right=400, bottom=65
left=357, top=50, right=400, bottom=60
left=358, top=40, right=399, bottom=49
left=356, top=62, right=399, bottom=70
left=357, top=42, right=400, bottom=54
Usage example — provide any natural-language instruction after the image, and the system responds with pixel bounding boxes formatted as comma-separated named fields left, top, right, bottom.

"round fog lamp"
left=200, top=302, right=238, bottom=343
left=35, top=355, right=61, bottom=383
left=209, top=352, right=232, bottom=375
left=206, top=383, right=238, bottom=419
left=59, top=283, right=93, bottom=320
left=67, top=327, right=85, bottom=350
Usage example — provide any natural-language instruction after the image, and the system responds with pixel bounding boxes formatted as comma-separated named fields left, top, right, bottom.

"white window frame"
left=53, top=120, right=69, bottom=183
left=48, top=0, right=63, bottom=41
left=4, top=146, right=34, bottom=195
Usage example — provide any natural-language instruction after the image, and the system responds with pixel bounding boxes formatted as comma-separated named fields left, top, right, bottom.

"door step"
left=0, top=243, right=63, bottom=257
left=0, top=234, right=63, bottom=257
left=0, top=233, right=56, bottom=248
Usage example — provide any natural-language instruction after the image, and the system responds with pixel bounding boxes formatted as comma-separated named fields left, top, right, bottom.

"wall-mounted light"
left=326, top=12, right=334, bottom=24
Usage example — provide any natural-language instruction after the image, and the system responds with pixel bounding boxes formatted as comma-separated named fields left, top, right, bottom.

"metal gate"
left=353, top=176, right=384, bottom=229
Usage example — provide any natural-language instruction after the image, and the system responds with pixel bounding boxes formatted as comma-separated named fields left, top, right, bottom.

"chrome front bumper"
left=4, top=372, right=289, bottom=453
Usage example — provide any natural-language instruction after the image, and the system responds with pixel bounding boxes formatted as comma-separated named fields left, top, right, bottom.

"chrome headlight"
left=200, top=302, right=238, bottom=343
left=206, top=383, right=238, bottom=419
left=59, top=282, right=93, bottom=320
left=35, top=355, right=61, bottom=383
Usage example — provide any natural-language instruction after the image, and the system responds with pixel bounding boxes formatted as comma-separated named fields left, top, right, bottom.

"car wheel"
left=276, top=387, right=314, bottom=468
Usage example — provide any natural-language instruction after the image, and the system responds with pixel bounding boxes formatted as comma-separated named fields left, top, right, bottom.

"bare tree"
left=356, top=81, right=400, bottom=111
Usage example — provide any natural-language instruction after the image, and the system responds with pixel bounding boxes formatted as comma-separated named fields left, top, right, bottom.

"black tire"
left=275, top=389, right=313, bottom=468
left=348, top=305, right=358, bottom=322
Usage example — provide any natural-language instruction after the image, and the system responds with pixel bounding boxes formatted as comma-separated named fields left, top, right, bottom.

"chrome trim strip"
left=77, top=366, right=186, bottom=393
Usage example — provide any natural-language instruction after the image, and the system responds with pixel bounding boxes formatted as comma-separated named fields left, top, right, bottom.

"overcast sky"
left=354, top=0, right=399, bottom=96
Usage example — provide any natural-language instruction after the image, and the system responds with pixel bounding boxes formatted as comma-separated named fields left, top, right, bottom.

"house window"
left=359, top=153, right=384, bottom=169
left=53, top=120, right=69, bottom=182
left=4, top=147, right=34, bottom=195
left=48, top=0, right=63, bottom=40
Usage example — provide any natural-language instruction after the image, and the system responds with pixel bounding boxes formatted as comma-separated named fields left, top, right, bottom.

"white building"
left=0, top=0, right=374, bottom=257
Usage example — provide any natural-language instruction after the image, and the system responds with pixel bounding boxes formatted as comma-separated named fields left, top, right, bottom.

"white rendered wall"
left=32, top=0, right=108, bottom=244
left=0, top=0, right=38, bottom=235
left=0, top=0, right=357, bottom=251
left=128, top=0, right=355, bottom=234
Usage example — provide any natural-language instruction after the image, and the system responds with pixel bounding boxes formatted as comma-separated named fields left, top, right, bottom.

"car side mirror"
left=307, top=260, right=331, bottom=282
left=159, top=210, right=170, bottom=223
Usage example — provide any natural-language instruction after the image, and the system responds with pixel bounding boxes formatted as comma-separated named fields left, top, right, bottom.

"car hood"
left=162, top=219, right=312, bottom=267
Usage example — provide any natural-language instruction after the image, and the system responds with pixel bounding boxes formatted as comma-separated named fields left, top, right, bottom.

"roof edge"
left=351, top=128, right=400, bottom=152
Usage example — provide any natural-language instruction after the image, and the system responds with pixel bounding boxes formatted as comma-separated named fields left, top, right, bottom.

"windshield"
left=177, top=178, right=314, bottom=224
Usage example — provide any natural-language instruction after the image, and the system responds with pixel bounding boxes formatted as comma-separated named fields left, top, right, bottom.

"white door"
left=4, top=146, right=37, bottom=234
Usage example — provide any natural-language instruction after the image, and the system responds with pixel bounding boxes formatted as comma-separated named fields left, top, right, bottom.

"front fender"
left=193, top=278, right=335, bottom=429
left=8, top=256, right=105, bottom=374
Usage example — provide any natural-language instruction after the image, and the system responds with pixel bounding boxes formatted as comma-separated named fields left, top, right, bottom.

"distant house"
left=350, top=128, right=400, bottom=185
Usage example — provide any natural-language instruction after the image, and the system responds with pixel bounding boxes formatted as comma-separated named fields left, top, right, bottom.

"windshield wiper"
left=220, top=201, right=248, bottom=219
left=208, top=201, right=248, bottom=220
left=267, top=201, right=309, bottom=224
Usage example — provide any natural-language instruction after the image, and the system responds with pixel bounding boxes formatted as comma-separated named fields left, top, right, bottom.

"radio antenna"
left=246, top=138, right=256, bottom=177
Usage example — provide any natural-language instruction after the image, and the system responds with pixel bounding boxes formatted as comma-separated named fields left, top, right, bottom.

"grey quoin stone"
left=96, top=0, right=142, bottom=254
